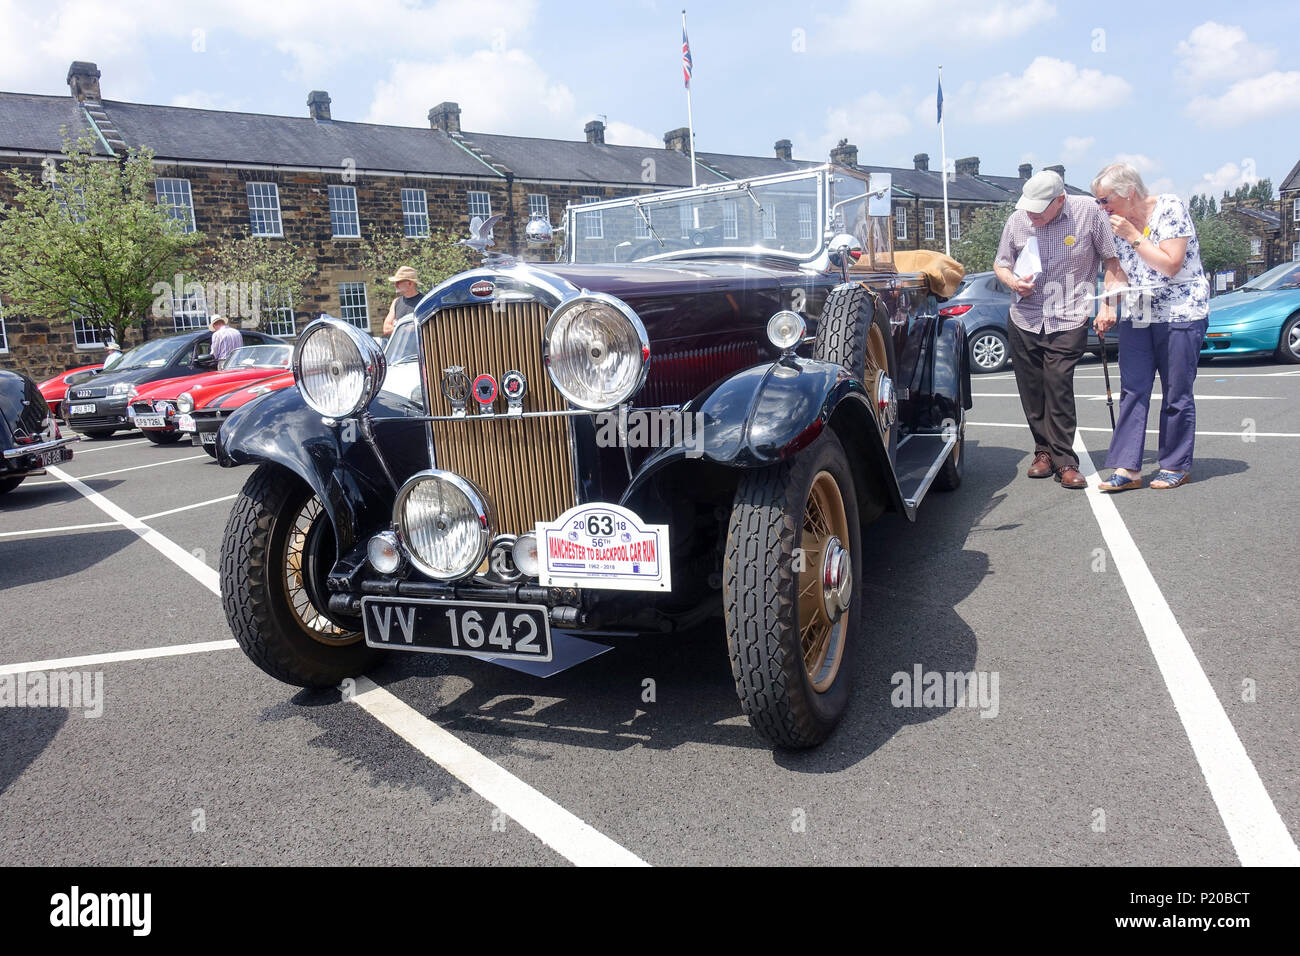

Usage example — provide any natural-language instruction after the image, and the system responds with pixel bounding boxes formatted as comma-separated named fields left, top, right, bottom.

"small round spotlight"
left=367, top=531, right=404, bottom=574
left=767, top=311, right=806, bottom=351
left=513, top=533, right=540, bottom=578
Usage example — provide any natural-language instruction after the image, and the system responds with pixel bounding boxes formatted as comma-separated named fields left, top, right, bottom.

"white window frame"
left=581, top=195, right=603, bottom=240
left=155, top=178, right=196, bottom=233
left=761, top=203, right=777, bottom=240
left=798, top=202, right=813, bottom=241
left=72, top=314, right=106, bottom=349
left=949, top=207, right=961, bottom=241
left=635, top=206, right=651, bottom=239
left=338, top=282, right=370, bottom=330
left=1250, top=237, right=1262, bottom=257
left=722, top=200, right=738, bottom=240
left=528, top=193, right=549, bottom=222
left=1293, top=197, right=1300, bottom=224
left=467, top=190, right=492, bottom=219
left=264, top=287, right=296, bottom=338
left=329, top=185, right=360, bottom=238
left=0, top=304, right=8, bottom=354
left=169, top=287, right=209, bottom=332
left=679, top=204, right=692, bottom=239
left=246, top=182, right=283, bottom=237
left=924, top=207, right=935, bottom=240
left=401, top=188, right=430, bottom=239
left=1293, top=241, right=1300, bottom=262
left=895, top=208, right=908, bottom=240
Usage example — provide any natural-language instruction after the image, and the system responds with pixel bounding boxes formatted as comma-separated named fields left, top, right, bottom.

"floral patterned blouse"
left=1115, top=194, right=1210, bottom=323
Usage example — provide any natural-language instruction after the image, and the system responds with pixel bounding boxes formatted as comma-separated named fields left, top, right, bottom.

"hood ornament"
left=457, top=214, right=513, bottom=265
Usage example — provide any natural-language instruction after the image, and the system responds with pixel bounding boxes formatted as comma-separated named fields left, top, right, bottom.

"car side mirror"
left=827, top=234, right=862, bottom=270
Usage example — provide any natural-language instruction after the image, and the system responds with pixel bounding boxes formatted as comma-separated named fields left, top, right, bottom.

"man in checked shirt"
left=993, top=170, right=1125, bottom=489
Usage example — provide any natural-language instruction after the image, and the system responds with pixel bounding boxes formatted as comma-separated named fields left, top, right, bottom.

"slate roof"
left=453, top=130, right=727, bottom=186
left=0, top=92, right=108, bottom=155
left=1230, top=205, right=1282, bottom=229
left=977, top=172, right=1091, bottom=198
left=1280, top=159, right=1300, bottom=194
left=855, top=163, right=1027, bottom=203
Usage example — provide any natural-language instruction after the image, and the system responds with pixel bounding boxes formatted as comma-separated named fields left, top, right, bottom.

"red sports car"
left=37, top=362, right=106, bottom=418
left=128, top=344, right=292, bottom=444
left=175, top=369, right=296, bottom=457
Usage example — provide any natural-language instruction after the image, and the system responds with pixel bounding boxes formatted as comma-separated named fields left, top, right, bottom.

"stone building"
left=1282, top=159, right=1300, bottom=266
left=1217, top=197, right=1283, bottom=282
left=0, top=60, right=1075, bottom=378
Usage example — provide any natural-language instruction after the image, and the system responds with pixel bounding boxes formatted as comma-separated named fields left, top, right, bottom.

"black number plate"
left=38, top=447, right=72, bottom=467
left=360, top=597, right=552, bottom=662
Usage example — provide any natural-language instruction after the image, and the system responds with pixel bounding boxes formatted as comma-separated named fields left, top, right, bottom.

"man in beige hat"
left=993, top=170, right=1124, bottom=489
left=382, top=266, right=423, bottom=336
left=209, top=314, right=243, bottom=361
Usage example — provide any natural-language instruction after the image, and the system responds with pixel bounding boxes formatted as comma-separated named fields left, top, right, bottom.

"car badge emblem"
left=501, top=369, right=527, bottom=417
left=470, top=280, right=495, bottom=298
left=440, top=367, right=470, bottom=418
left=471, top=373, right=498, bottom=415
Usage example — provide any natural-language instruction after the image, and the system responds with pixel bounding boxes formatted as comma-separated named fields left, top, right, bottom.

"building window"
left=53, top=182, right=87, bottom=223
left=1293, top=198, right=1300, bottom=223
left=1294, top=242, right=1300, bottom=262
left=761, top=203, right=776, bottom=240
left=166, top=287, right=209, bottom=332
left=73, top=315, right=107, bottom=349
left=401, top=188, right=429, bottom=239
left=581, top=195, right=603, bottom=240
left=798, top=202, right=813, bottom=241
left=679, top=204, right=692, bottom=238
left=155, top=178, right=195, bottom=232
left=264, top=287, right=296, bottom=338
left=528, top=193, right=549, bottom=222
left=329, top=185, right=360, bottom=238
left=0, top=304, right=8, bottom=354
left=924, top=207, right=935, bottom=240
left=1251, top=238, right=1263, bottom=257
left=722, top=200, right=738, bottom=240
left=949, top=208, right=961, bottom=241
left=895, top=209, right=908, bottom=240
left=635, top=206, right=651, bottom=239
left=467, top=190, right=492, bottom=219
left=338, top=282, right=370, bottom=330
left=246, top=182, right=283, bottom=237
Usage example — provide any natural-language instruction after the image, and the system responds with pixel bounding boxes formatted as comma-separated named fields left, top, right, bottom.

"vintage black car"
left=217, top=165, right=971, bottom=748
left=1, top=369, right=77, bottom=496
left=64, top=328, right=278, bottom=438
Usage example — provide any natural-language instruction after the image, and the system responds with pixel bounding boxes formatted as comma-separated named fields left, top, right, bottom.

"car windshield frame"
left=385, top=320, right=418, bottom=364
left=561, top=165, right=870, bottom=266
left=1242, top=261, right=1300, bottom=291
left=220, top=344, right=293, bottom=369
left=113, top=337, right=187, bottom=371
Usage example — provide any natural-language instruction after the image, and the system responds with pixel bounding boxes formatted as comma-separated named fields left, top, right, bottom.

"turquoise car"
left=1204, top=261, right=1300, bottom=363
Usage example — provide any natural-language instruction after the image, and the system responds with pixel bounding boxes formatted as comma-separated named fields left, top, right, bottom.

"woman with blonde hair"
left=1091, top=162, right=1210, bottom=490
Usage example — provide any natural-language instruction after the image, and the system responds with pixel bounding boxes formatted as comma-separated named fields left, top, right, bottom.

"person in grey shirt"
left=209, top=315, right=244, bottom=361
left=993, top=170, right=1125, bottom=489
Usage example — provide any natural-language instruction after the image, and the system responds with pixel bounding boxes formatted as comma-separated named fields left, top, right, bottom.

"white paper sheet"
left=1013, top=236, right=1041, bottom=279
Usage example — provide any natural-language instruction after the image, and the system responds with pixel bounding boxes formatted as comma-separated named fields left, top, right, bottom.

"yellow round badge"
left=1063, top=235, right=1076, bottom=246
left=1143, top=225, right=1151, bottom=237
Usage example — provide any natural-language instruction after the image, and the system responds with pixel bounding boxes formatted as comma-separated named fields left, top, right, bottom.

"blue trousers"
left=1104, top=319, right=1207, bottom=473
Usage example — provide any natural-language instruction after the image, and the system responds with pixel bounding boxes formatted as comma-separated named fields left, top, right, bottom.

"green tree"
left=0, top=133, right=199, bottom=347
left=358, top=229, right=472, bottom=300
left=1191, top=213, right=1250, bottom=276
left=205, top=236, right=318, bottom=331
left=952, top=202, right=1015, bottom=273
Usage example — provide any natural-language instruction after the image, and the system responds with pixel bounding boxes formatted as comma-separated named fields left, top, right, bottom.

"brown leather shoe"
left=1054, top=465, right=1086, bottom=489
left=1027, top=451, right=1053, bottom=478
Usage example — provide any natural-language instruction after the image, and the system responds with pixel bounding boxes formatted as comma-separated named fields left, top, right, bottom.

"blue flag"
left=936, top=76, right=943, bottom=124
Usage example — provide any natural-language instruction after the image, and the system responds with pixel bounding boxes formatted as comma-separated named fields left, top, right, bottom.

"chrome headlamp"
left=176, top=392, right=195, bottom=414
left=543, top=293, right=649, bottom=410
left=293, top=317, right=387, bottom=419
left=393, top=470, right=492, bottom=581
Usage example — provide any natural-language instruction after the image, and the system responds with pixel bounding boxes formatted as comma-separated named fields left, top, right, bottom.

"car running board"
left=894, top=432, right=957, bottom=510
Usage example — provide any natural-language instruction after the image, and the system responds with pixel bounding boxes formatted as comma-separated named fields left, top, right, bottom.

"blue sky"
left=2, top=0, right=1297, bottom=198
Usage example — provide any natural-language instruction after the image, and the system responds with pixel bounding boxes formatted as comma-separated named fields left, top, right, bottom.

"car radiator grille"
left=420, top=302, right=576, bottom=536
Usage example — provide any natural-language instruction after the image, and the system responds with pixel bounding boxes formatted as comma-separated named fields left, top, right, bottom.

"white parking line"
left=138, top=494, right=237, bottom=521
left=65, top=439, right=149, bottom=454
left=0, top=640, right=238, bottom=676
left=26, top=454, right=208, bottom=486
left=0, top=520, right=122, bottom=539
left=41, top=462, right=647, bottom=867
left=350, top=677, right=649, bottom=867
left=968, top=420, right=1300, bottom=438
left=972, top=392, right=1276, bottom=401
left=1073, top=433, right=1300, bottom=866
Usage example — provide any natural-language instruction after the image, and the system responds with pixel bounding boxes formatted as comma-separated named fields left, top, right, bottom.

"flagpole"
left=683, top=9, right=697, bottom=187
left=939, top=64, right=950, bottom=257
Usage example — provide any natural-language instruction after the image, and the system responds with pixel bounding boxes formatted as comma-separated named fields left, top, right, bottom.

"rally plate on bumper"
left=361, top=597, right=552, bottom=662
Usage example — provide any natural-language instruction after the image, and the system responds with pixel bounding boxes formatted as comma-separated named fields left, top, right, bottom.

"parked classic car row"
left=1, top=368, right=77, bottom=495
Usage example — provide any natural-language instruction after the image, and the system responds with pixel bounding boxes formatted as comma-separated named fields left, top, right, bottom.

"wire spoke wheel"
left=282, top=496, right=355, bottom=646
left=797, top=472, right=851, bottom=692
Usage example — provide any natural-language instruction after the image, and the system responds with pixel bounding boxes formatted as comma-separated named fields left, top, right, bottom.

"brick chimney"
left=664, top=127, right=690, bottom=151
left=67, top=61, right=102, bottom=102
left=914, top=152, right=930, bottom=171
left=429, top=101, right=462, bottom=135
left=1045, top=163, right=1065, bottom=179
left=584, top=120, right=605, bottom=145
left=955, top=156, right=980, bottom=177
left=774, top=139, right=793, bottom=161
left=830, top=139, right=858, bottom=167
left=307, top=90, right=331, bottom=121
left=1018, top=163, right=1033, bottom=180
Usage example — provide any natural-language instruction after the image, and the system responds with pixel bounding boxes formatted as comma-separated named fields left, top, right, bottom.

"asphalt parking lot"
left=1, top=352, right=1297, bottom=867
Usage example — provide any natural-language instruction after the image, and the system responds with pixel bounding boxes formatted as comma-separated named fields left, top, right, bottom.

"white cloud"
left=1174, top=21, right=1275, bottom=88
left=601, top=121, right=661, bottom=149
left=805, top=91, right=912, bottom=162
left=1189, top=161, right=1259, bottom=200
left=169, top=90, right=246, bottom=111
left=1110, top=153, right=1160, bottom=174
left=1186, top=71, right=1300, bottom=127
left=963, top=57, right=1131, bottom=123
left=1061, top=136, right=1094, bottom=163
left=822, top=0, right=1055, bottom=52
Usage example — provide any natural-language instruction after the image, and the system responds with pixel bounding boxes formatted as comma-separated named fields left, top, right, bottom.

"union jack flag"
left=682, top=24, right=693, bottom=89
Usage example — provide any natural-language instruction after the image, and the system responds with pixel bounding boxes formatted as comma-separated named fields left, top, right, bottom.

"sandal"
left=1149, top=470, right=1189, bottom=489
left=1099, top=473, right=1142, bottom=493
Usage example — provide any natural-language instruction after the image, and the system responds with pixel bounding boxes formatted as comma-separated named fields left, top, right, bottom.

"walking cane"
left=1098, top=328, right=1116, bottom=429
